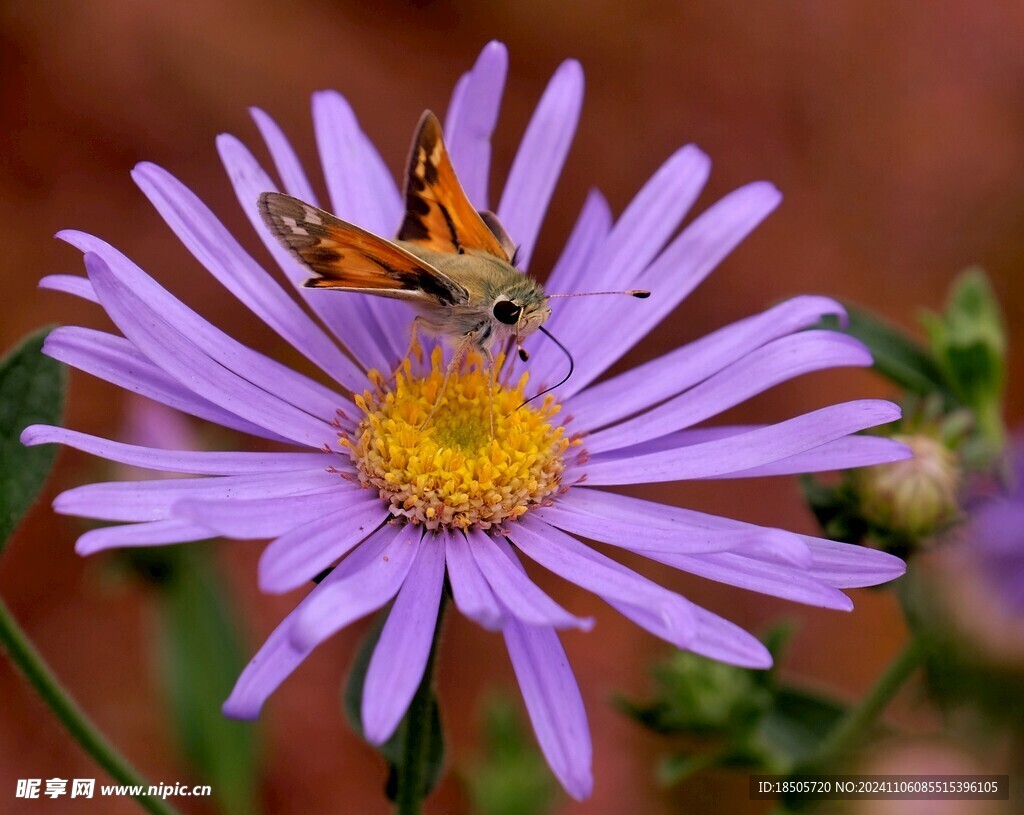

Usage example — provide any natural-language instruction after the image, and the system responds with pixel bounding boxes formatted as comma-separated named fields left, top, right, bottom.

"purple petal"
left=585, top=400, right=902, bottom=484
left=546, top=488, right=815, bottom=565
left=702, top=436, right=913, bottom=478
left=588, top=331, right=871, bottom=453
left=496, top=60, right=584, bottom=270
left=443, top=529, right=504, bottom=630
left=290, top=523, right=422, bottom=650
left=22, top=424, right=330, bottom=475
left=564, top=181, right=783, bottom=396
left=608, top=599, right=772, bottom=669
left=312, top=90, right=401, bottom=235
left=528, top=146, right=712, bottom=385
left=466, top=530, right=593, bottom=631
left=54, top=469, right=340, bottom=522
left=83, top=252, right=338, bottom=448
left=132, top=161, right=363, bottom=390
left=311, top=90, right=408, bottom=363
left=566, top=296, right=847, bottom=431
left=641, top=549, right=853, bottom=610
left=60, top=232, right=352, bottom=423
left=38, top=274, right=99, bottom=303
left=216, top=133, right=389, bottom=376
left=541, top=189, right=613, bottom=295
left=508, top=517, right=696, bottom=647
left=249, top=106, right=320, bottom=204
left=75, top=519, right=213, bottom=555
left=534, top=500, right=806, bottom=562
left=444, top=41, right=508, bottom=209
left=502, top=619, right=592, bottom=800
left=43, top=327, right=290, bottom=443
left=177, top=487, right=368, bottom=539
left=801, top=537, right=906, bottom=587
left=223, top=524, right=402, bottom=720
left=361, top=536, right=446, bottom=744
left=257, top=497, right=389, bottom=593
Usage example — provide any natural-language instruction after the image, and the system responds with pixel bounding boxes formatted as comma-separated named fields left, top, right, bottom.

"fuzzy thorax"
left=344, top=347, right=574, bottom=530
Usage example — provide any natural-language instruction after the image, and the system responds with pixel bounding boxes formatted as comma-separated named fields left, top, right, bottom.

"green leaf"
left=759, top=687, right=848, bottom=767
left=831, top=306, right=952, bottom=399
left=0, top=328, right=66, bottom=555
left=922, top=268, right=1007, bottom=455
left=465, top=695, right=557, bottom=815
left=151, top=546, right=259, bottom=815
left=344, top=604, right=446, bottom=802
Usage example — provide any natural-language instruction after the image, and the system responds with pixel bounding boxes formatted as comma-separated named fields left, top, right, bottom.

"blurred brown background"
left=2, top=1, right=1022, bottom=813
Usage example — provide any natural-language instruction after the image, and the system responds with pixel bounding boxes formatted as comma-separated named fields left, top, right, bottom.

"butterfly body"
left=259, top=110, right=554, bottom=361
left=395, top=242, right=550, bottom=352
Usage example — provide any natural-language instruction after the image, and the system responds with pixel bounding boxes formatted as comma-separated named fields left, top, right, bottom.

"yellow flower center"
left=344, top=347, right=575, bottom=531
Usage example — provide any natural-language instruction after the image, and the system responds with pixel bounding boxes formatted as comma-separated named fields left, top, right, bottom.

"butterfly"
left=259, top=110, right=648, bottom=421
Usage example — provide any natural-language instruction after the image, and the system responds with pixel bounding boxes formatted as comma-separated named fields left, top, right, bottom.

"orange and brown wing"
left=259, top=192, right=468, bottom=305
left=397, top=111, right=512, bottom=262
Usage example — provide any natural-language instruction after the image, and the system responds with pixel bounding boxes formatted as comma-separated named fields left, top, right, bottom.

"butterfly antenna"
left=514, top=326, right=574, bottom=412
left=546, top=289, right=650, bottom=299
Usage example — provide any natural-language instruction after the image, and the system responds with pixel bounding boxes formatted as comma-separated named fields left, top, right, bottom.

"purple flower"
left=968, top=446, right=1024, bottom=614
left=24, top=42, right=909, bottom=799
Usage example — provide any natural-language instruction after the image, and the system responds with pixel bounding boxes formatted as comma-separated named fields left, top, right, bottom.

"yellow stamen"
left=345, top=348, right=573, bottom=530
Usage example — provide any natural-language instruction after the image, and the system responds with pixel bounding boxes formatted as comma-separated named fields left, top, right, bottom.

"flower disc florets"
left=345, top=348, right=575, bottom=531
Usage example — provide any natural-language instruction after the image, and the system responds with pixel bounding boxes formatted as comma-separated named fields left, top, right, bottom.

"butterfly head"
left=490, top=278, right=550, bottom=340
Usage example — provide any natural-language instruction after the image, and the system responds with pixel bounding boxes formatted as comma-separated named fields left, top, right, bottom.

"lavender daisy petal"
left=361, top=536, right=446, bottom=744
left=53, top=470, right=340, bottom=523
left=216, top=132, right=386, bottom=377
left=257, top=498, right=390, bottom=593
left=502, top=619, right=593, bottom=800
left=587, top=331, right=872, bottom=453
left=496, top=59, right=584, bottom=270
left=223, top=524, right=403, bottom=720
left=585, top=400, right=901, bottom=484
left=84, top=253, right=337, bottom=447
left=311, top=89, right=407, bottom=362
left=75, top=519, right=214, bottom=555
left=537, top=145, right=710, bottom=345
left=443, top=530, right=504, bottom=630
left=38, top=274, right=99, bottom=303
left=566, top=296, right=847, bottom=432
left=178, top=488, right=368, bottom=540
left=641, top=549, right=854, bottom=610
left=444, top=40, right=508, bottom=209
left=466, top=530, right=593, bottom=631
left=22, top=425, right=330, bottom=476
left=509, top=517, right=697, bottom=647
left=564, top=181, right=783, bottom=395
left=42, top=327, right=292, bottom=443
left=62, top=232, right=351, bottom=420
left=132, top=162, right=364, bottom=390
left=290, top=523, right=423, bottom=650
left=249, top=106, right=320, bottom=204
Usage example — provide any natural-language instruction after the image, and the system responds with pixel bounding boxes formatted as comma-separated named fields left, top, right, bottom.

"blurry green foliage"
left=127, top=546, right=260, bottom=815
left=344, top=603, right=446, bottom=803
left=0, top=328, right=65, bottom=554
left=464, top=695, right=557, bottom=815
left=618, top=626, right=850, bottom=786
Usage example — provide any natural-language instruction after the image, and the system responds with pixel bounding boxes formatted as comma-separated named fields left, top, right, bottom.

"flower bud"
left=856, top=434, right=960, bottom=540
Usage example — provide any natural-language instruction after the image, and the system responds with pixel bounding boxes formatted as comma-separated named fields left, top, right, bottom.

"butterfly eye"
left=492, top=299, right=522, bottom=325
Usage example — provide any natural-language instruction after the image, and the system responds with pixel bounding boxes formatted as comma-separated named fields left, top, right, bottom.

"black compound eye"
left=492, top=299, right=522, bottom=325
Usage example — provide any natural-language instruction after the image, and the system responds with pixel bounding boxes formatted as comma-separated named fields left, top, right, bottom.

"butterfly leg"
left=386, top=316, right=425, bottom=385
left=417, top=333, right=471, bottom=431
left=484, top=348, right=497, bottom=439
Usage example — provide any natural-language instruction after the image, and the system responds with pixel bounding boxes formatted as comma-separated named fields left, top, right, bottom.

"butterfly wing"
left=259, top=192, right=469, bottom=305
left=398, top=111, right=513, bottom=262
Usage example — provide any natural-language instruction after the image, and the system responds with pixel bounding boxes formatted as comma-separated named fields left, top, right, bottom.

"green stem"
left=0, top=595, right=180, bottom=815
left=394, top=594, right=448, bottom=815
left=809, top=638, right=924, bottom=770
